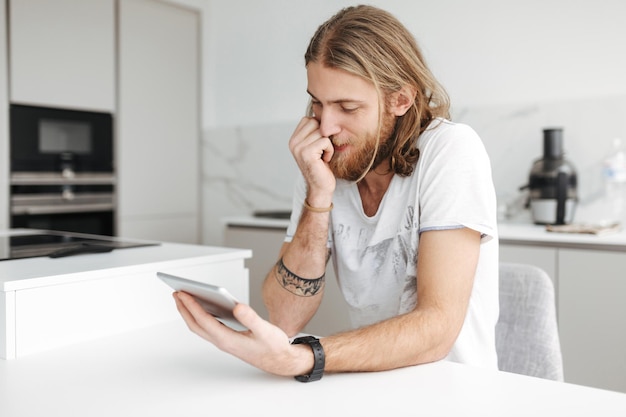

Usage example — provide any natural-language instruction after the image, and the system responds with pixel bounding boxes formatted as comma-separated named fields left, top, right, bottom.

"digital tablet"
left=157, top=271, right=245, bottom=330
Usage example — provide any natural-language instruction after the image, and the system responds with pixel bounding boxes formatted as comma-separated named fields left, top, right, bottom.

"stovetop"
left=0, top=230, right=159, bottom=261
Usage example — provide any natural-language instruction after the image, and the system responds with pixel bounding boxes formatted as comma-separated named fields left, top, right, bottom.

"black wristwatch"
left=291, top=336, right=325, bottom=382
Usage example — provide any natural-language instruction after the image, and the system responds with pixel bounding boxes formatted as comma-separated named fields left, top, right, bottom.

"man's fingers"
left=173, top=292, right=228, bottom=341
left=232, top=303, right=265, bottom=334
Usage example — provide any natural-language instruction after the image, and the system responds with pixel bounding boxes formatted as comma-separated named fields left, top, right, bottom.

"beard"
left=329, top=112, right=397, bottom=182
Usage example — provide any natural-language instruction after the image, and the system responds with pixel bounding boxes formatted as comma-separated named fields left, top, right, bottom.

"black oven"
left=10, top=104, right=113, bottom=173
left=9, top=104, right=115, bottom=236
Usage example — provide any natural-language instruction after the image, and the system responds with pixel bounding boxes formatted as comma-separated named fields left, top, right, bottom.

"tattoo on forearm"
left=275, top=257, right=325, bottom=297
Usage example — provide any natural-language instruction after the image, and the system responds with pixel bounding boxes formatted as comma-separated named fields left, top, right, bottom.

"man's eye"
left=342, top=107, right=358, bottom=113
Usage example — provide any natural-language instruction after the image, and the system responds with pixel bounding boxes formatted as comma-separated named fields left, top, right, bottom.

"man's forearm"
left=262, top=259, right=325, bottom=337
left=262, top=207, right=331, bottom=336
left=319, top=308, right=459, bottom=373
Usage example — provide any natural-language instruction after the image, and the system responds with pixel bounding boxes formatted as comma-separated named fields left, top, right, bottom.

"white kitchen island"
left=0, top=229, right=251, bottom=360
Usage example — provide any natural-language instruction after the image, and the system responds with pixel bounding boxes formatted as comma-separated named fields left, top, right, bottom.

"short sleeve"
left=416, top=122, right=497, bottom=241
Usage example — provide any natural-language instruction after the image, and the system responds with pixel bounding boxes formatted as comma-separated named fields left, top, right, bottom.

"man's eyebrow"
left=306, top=90, right=364, bottom=104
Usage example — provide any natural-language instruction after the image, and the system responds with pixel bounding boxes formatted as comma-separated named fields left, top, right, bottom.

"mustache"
left=329, top=135, right=350, bottom=146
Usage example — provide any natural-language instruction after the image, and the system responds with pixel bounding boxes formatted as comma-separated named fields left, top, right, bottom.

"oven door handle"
left=12, top=203, right=114, bottom=215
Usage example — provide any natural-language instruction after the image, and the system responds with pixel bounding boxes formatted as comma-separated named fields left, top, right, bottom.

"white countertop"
left=224, top=215, right=291, bottom=229
left=1, top=320, right=625, bottom=417
left=224, top=216, right=626, bottom=251
left=0, top=229, right=252, bottom=291
left=498, top=222, right=626, bottom=250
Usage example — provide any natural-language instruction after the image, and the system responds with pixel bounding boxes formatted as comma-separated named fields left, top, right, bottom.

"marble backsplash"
left=201, top=123, right=299, bottom=245
left=202, top=94, right=626, bottom=245
left=458, top=94, right=626, bottom=223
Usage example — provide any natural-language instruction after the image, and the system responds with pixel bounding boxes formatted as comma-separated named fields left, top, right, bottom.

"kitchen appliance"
left=527, top=128, right=578, bottom=225
left=9, top=104, right=115, bottom=235
left=0, top=230, right=158, bottom=261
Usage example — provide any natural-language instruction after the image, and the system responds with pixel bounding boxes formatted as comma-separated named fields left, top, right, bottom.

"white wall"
left=201, top=0, right=626, bottom=245
left=204, top=0, right=626, bottom=128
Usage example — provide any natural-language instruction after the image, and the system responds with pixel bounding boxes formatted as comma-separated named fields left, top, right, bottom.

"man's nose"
left=318, top=109, right=341, bottom=139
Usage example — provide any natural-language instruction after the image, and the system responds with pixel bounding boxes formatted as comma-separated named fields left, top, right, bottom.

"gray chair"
left=496, top=263, right=564, bottom=381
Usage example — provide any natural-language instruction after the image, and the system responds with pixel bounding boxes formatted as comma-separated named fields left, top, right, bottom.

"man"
left=174, top=5, right=499, bottom=382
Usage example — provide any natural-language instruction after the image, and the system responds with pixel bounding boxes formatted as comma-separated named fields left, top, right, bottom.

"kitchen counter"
left=0, top=229, right=251, bottom=291
left=1, top=320, right=626, bottom=417
left=224, top=215, right=626, bottom=251
left=498, top=222, right=626, bottom=251
left=1, top=229, right=251, bottom=359
left=224, top=215, right=290, bottom=230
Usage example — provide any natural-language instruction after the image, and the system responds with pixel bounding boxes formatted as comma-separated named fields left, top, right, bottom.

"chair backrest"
left=496, top=263, right=564, bottom=381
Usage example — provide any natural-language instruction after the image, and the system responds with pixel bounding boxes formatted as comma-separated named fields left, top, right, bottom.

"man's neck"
left=356, top=161, right=395, bottom=217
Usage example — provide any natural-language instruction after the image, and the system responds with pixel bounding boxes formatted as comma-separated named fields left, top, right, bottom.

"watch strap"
left=291, top=336, right=325, bottom=382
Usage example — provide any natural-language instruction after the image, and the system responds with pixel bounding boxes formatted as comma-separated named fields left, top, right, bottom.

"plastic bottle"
left=602, top=138, right=626, bottom=223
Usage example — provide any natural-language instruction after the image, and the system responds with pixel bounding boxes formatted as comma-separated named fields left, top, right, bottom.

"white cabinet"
left=499, top=244, right=558, bottom=286
left=4, top=0, right=201, bottom=244
left=8, top=0, right=115, bottom=112
left=558, top=249, right=626, bottom=393
left=0, top=0, right=9, bottom=230
left=224, top=225, right=352, bottom=336
left=501, top=242, right=626, bottom=393
left=0, top=232, right=251, bottom=359
left=117, top=0, right=200, bottom=244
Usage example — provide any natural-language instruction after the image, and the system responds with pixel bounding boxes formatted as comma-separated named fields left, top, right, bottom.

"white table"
left=1, top=320, right=625, bottom=417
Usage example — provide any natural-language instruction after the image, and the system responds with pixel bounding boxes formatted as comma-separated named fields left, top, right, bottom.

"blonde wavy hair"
left=305, top=5, right=450, bottom=177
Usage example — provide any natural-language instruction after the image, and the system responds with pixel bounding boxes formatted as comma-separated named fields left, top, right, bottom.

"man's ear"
left=389, top=85, right=416, bottom=116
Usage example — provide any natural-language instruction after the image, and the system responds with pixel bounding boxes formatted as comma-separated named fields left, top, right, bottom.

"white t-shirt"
left=285, top=119, right=499, bottom=369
